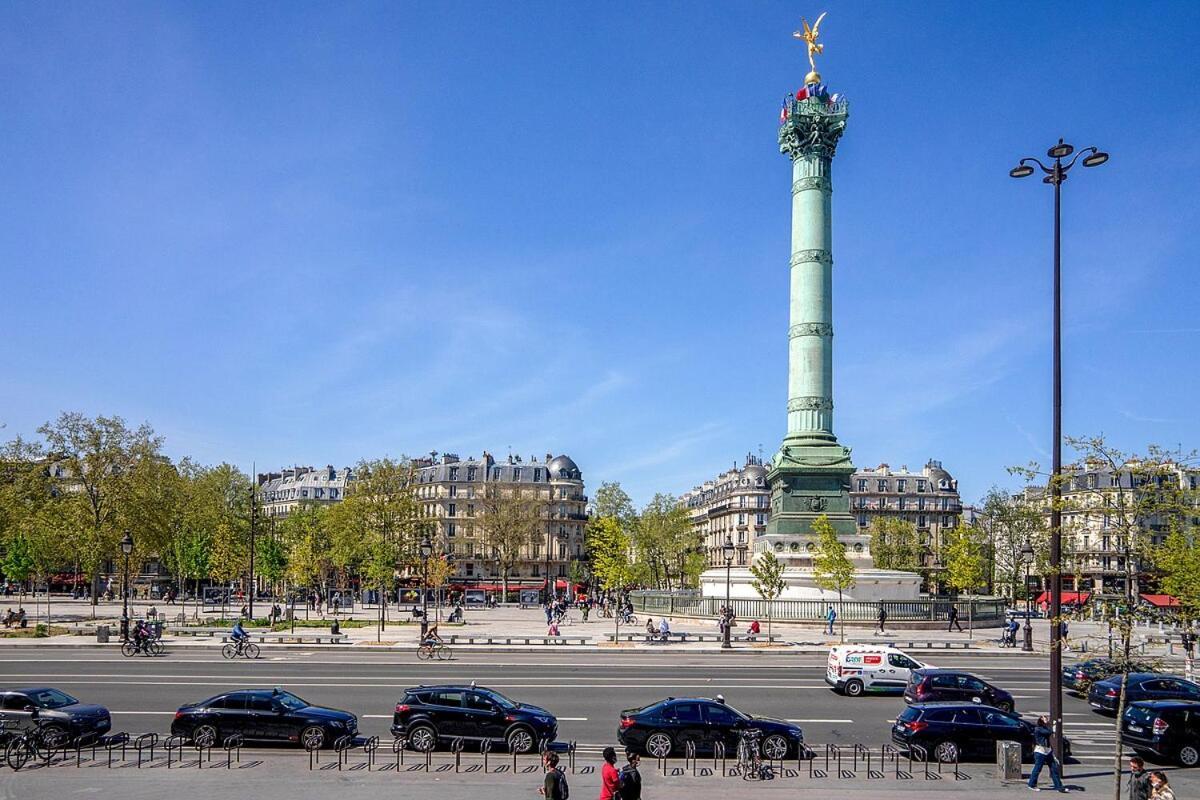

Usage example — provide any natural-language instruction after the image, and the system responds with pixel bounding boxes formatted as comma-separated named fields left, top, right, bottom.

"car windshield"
left=29, top=689, right=78, bottom=709
left=481, top=691, right=518, bottom=711
left=1125, top=705, right=1159, bottom=725
left=274, top=691, right=308, bottom=711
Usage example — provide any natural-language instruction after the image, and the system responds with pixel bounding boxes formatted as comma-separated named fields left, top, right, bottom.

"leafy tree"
left=1, top=531, right=34, bottom=606
left=980, top=487, right=1048, bottom=601
left=167, top=527, right=210, bottom=619
left=586, top=516, right=635, bottom=640
left=943, top=523, right=987, bottom=638
left=255, top=532, right=288, bottom=595
left=593, top=482, right=636, bottom=528
left=476, top=484, right=542, bottom=599
left=634, top=494, right=698, bottom=590
left=868, top=517, right=922, bottom=573
left=339, top=458, right=423, bottom=571
left=811, top=515, right=855, bottom=642
left=749, top=550, right=787, bottom=644
left=280, top=504, right=332, bottom=595
left=1157, top=524, right=1200, bottom=618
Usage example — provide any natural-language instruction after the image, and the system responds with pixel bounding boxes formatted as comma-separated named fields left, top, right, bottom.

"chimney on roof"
left=546, top=453, right=553, bottom=462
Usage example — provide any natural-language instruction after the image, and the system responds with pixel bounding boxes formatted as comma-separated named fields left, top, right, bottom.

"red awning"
left=1035, top=591, right=1091, bottom=606
left=1140, top=594, right=1181, bottom=608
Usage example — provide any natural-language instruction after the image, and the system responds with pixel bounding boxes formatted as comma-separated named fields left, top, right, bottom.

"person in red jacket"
left=600, top=747, right=620, bottom=800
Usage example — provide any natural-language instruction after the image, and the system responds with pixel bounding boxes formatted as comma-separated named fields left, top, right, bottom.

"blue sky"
left=2, top=1, right=1197, bottom=507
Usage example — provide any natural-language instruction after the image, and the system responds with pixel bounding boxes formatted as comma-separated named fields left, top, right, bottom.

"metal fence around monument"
left=628, top=591, right=1005, bottom=622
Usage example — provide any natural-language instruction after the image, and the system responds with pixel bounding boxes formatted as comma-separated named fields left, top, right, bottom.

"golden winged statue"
left=792, top=11, right=827, bottom=81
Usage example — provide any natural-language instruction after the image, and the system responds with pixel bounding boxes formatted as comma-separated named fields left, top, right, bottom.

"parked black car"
left=904, top=669, right=1016, bottom=712
left=171, top=688, right=356, bottom=748
left=1063, top=659, right=1159, bottom=694
left=892, top=702, right=1071, bottom=763
left=391, top=685, right=556, bottom=753
left=0, top=687, right=111, bottom=745
left=617, top=697, right=803, bottom=760
left=1121, top=700, right=1200, bottom=767
left=1088, top=673, right=1200, bottom=713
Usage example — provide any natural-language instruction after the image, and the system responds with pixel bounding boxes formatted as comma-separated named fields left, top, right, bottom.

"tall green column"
left=763, top=86, right=864, bottom=559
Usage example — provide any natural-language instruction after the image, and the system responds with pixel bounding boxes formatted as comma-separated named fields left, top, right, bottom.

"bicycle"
left=4, top=716, right=70, bottom=771
left=221, top=638, right=261, bottom=660
left=735, top=729, right=773, bottom=781
left=416, top=640, right=452, bottom=661
left=121, top=636, right=165, bottom=657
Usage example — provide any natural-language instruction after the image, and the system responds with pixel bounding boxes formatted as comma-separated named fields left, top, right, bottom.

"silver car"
left=0, top=687, right=111, bottom=745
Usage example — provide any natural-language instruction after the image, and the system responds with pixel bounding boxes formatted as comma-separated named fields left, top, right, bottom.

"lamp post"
left=1010, top=137, right=1108, bottom=761
left=1021, top=542, right=1035, bottom=653
left=248, top=485, right=257, bottom=620
left=419, top=533, right=432, bottom=637
left=721, top=536, right=735, bottom=650
left=119, top=531, right=134, bottom=642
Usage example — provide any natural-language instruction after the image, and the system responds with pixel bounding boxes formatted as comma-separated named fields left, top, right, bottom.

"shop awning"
left=1035, top=591, right=1091, bottom=606
left=1140, top=594, right=1181, bottom=608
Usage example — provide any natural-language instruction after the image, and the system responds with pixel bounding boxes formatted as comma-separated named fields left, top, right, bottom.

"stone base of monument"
left=699, top=565, right=921, bottom=602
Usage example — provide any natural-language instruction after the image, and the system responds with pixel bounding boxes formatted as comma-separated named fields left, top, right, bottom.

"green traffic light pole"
left=1009, top=138, right=1109, bottom=765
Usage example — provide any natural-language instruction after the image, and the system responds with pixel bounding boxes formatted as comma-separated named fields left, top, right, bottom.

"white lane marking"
left=0, top=679, right=839, bottom=689
left=788, top=718, right=852, bottom=723
left=558, top=717, right=588, bottom=721
left=363, top=714, right=391, bottom=718
left=110, top=711, right=175, bottom=714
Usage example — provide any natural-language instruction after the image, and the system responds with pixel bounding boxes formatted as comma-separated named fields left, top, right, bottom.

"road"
left=0, top=648, right=1127, bottom=765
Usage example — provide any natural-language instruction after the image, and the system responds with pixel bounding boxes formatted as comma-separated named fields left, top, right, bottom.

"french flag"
left=779, top=98, right=790, bottom=123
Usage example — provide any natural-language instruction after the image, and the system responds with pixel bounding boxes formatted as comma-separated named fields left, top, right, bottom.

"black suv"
left=1121, top=700, right=1200, bottom=767
left=391, top=685, right=556, bottom=753
left=618, top=697, right=803, bottom=760
left=892, top=703, right=1070, bottom=764
left=904, top=669, right=1016, bottom=712
left=1088, top=673, right=1200, bottom=713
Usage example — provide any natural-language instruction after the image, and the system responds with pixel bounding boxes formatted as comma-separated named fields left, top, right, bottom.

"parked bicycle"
left=735, top=728, right=774, bottom=781
left=4, top=713, right=69, bottom=770
left=221, top=639, right=261, bottom=660
left=416, top=641, right=452, bottom=661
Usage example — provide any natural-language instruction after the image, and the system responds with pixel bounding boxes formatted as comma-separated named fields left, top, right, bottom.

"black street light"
left=119, top=531, right=134, bottom=642
left=1021, top=542, right=1035, bottom=653
left=1010, top=137, right=1108, bottom=762
left=419, top=533, right=432, bottom=636
left=721, top=536, right=735, bottom=651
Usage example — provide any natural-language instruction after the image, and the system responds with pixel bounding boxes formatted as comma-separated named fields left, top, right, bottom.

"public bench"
left=603, top=632, right=780, bottom=644
left=443, top=635, right=588, bottom=646
left=220, top=632, right=349, bottom=645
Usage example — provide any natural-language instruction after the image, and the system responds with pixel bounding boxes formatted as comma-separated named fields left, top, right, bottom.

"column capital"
left=779, top=97, right=849, bottom=160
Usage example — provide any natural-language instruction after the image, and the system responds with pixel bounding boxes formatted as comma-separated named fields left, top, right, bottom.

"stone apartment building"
left=1020, top=460, right=1200, bottom=600
left=410, top=452, right=588, bottom=582
left=257, top=465, right=355, bottom=519
left=683, top=457, right=963, bottom=579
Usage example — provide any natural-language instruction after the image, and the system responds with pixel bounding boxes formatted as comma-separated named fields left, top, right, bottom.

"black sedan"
left=904, top=669, right=1016, bottom=712
left=0, top=687, right=111, bottom=745
left=392, top=685, right=557, bottom=753
left=618, top=697, right=803, bottom=760
left=171, top=688, right=356, bottom=748
left=892, top=702, right=1071, bottom=763
left=1063, top=659, right=1159, bottom=694
left=1088, top=673, right=1200, bottom=714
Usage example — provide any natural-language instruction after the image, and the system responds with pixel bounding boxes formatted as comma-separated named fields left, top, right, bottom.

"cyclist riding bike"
left=421, top=623, right=442, bottom=647
left=131, top=619, right=150, bottom=652
left=231, top=619, right=249, bottom=648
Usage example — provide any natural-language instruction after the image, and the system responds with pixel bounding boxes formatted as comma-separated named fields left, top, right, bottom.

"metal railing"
left=629, top=591, right=1006, bottom=622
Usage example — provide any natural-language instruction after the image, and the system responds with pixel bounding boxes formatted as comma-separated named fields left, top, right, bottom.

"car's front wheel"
left=644, top=731, right=673, bottom=758
left=301, top=726, right=326, bottom=750
left=933, top=740, right=960, bottom=763
left=1178, top=744, right=1200, bottom=767
left=760, top=734, right=789, bottom=760
left=506, top=727, right=535, bottom=754
left=407, top=724, right=437, bottom=752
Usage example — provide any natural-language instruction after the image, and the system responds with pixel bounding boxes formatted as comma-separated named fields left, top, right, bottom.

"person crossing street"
left=948, top=605, right=963, bottom=632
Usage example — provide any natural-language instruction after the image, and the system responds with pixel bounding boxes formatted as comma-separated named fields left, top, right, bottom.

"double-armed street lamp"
left=1021, top=542, right=1035, bottom=653
left=120, top=531, right=134, bottom=641
left=419, top=532, right=432, bottom=636
left=722, top=535, right=735, bottom=650
left=1010, top=137, right=1109, bottom=761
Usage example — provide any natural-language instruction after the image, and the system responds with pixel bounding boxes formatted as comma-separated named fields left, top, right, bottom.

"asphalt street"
left=0, top=649, right=1128, bottom=765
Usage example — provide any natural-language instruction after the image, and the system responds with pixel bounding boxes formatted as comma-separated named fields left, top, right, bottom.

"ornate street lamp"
left=1021, top=542, right=1035, bottom=653
left=722, top=536, right=735, bottom=651
left=119, top=531, right=134, bottom=641
left=419, top=533, right=432, bottom=636
left=1010, top=137, right=1108, bottom=760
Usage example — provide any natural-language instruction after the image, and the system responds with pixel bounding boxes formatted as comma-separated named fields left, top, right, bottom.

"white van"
left=825, top=645, right=928, bottom=697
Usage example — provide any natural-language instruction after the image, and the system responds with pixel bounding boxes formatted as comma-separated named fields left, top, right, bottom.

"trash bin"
left=996, top=740, right=1022, bottom=781
left=96, top=625, right=110, bottom=644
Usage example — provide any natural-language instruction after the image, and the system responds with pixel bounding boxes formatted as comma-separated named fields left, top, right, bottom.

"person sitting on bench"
left=658, top=617, right=671, bottom=642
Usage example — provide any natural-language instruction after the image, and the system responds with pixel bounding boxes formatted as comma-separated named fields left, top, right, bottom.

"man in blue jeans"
left=1027, top=716, right=1069, bottom=792
left=825, top=605, right=836, bottom=636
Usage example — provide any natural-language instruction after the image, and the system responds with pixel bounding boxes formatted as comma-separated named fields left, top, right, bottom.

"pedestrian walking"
left=1128, top=756, right=1150, bottom=800
left=539, top=751, right=568, bottom=800
left=825, top=605, right=836, bottom=636
left=1181, top=630, right=1195, bottom=660
left=1149, top=771, right=1175, bottom=800
left=1060, top=619, right=1070, bottom=651
left=876, top=604, right=887, bottom=634
left=618, top=751, right=642, bottom=800
left=947, top=605, right=963, bottom=632
left=600, top=747, right=620, bottom=800
left=1027, top=715, right=1068, bottom=792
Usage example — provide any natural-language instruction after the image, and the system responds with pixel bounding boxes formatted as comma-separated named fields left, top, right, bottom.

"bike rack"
left=451, top=737, right=465, bottom=772
left=392, top=736, right=408, bottom=770
left=713, top=740, right=726, bottom=777
left=826, top=743, right=852, bottom=778
left=305, top=734, right=322, bottom=770
left=333, top=734, right=355, bottom=770
left=361, top=735, right=379, bottom=770
left=164, top=735, right=188, bottom=769
left=881, top=744, right=909, bottom=780
left=684, top=740, right=697, bottom=775
left=194, top=736, right=211, bottom=770
left=566, top=740, right=577, bottom=774
left=479, top=738, right=491, bottom=773
left=98, top=732, right=129, bottom=768
left=799, top=743, right=818, bottom=778
left=222, top=734, right=244, bottom=769
left=133, top=732, right=159, bottom=767
left=909, top=743, right=933, bottom=779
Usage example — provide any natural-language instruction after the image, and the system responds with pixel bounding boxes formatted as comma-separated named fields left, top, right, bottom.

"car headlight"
left=535, top=716, right=551, bottom=724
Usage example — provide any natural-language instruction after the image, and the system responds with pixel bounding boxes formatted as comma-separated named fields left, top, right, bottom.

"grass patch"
left=0, top=625, right=70, bottom=638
